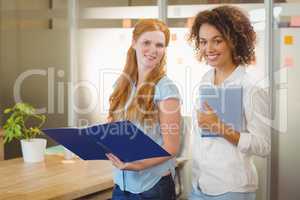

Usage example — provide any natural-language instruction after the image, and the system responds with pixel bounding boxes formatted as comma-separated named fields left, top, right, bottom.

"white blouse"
left=191, top=66, right=271, bottom=195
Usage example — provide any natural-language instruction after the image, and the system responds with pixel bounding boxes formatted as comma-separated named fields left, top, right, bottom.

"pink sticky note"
left=283, top=56, right=294, bottom=68
left=290, top=16, right=300, bottom=27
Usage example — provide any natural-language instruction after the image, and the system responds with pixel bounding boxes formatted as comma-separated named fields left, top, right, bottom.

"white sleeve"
left=237, top=86, right=271, bottom=157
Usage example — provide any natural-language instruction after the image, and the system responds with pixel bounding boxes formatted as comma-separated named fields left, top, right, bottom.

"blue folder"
left=43, top=120, right=170, bottom=162
left=199, top=85, right=243, bottom=137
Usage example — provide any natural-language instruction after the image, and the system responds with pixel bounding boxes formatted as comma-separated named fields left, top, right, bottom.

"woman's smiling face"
left=198, top=23, right=233, bottom=68
left=132, top=30, right=166, bottom=71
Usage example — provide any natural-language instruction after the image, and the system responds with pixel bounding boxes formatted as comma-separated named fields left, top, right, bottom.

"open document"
left=43, top=120, right=170, bottom=161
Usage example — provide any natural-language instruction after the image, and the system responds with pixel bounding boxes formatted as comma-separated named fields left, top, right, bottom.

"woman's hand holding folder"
left=197, top=101, right=240, bottom=145
left=105, top=153, right=129, bottom=170
left=197, top=101, right=223, bottom=134
left=105, top=153, right=172, bottom=171
left=105, top=153, right=155, bottom=171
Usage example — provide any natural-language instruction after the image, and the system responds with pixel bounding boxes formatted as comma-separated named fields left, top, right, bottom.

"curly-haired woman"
left=107, top=19, right=181, bottom=200
left=188, top=5, right=271, bottom=200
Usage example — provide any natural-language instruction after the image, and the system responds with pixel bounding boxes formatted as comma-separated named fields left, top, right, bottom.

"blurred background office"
left=0, top=0, right=300, bottom=200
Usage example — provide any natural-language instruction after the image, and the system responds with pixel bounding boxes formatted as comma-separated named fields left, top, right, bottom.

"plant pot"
left=20, top=138, right=47, bottom=163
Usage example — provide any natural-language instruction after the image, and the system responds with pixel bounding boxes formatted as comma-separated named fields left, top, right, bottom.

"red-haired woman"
left=107, top=19, right=181, bottom=200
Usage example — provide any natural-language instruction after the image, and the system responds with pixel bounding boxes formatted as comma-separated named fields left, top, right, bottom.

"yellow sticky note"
left=284, top=35, right=293, bottom=45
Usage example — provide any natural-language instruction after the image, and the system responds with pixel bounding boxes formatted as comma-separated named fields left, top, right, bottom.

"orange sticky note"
left=171, top=33, right=177, bottom=41
left=284, top=35, right=293, bottom=45
left=283, top=56, right=294, bottom=68
left=186, top=17, right=195, bottom=28
left=122, top=19, right=131, bottom=28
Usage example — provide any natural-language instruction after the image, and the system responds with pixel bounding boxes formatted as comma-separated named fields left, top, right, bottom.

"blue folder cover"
left=43, top=120, right=170, bottom=162
left=199, top=85, right=243, bottom=137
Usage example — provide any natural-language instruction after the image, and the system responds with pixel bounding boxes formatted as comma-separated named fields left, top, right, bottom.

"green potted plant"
left=3, top=102, right=47, bottom=163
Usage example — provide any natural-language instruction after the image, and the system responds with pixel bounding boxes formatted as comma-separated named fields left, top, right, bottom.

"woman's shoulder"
left=156, top=75, right=176, bottom=86
left=155, top=75, right=180, bottom=92
left=154, top=76, right=181, bottom=103
left=199, top=68, right=214, bottom=84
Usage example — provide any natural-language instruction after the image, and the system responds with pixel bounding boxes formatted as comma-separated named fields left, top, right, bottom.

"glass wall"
left=0, top=0, right=70, bottom=158
left=271, top=0, right=300, bottom=200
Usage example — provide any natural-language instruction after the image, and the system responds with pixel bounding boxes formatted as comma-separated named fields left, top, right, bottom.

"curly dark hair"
left=188, top=5, right=256, bottom=66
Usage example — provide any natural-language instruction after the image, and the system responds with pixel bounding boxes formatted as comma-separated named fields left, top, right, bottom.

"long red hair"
left=108, top=19, right=170, bottom=125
